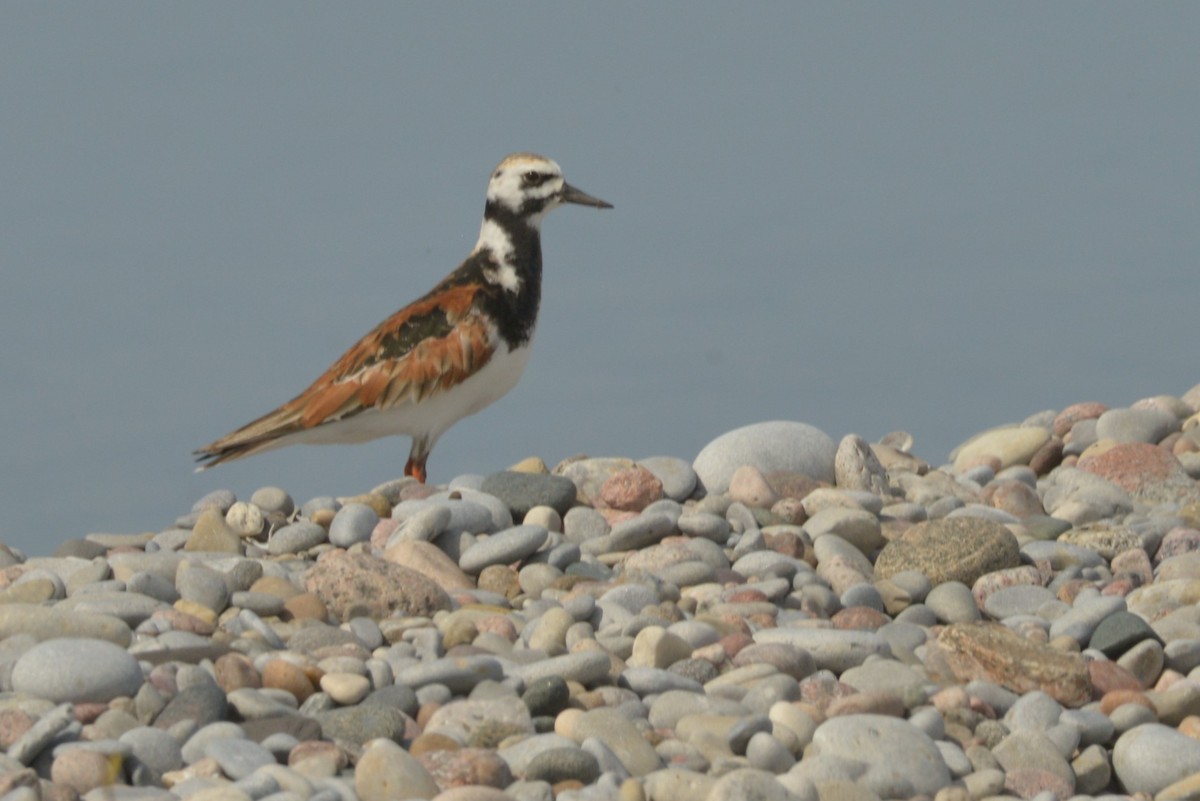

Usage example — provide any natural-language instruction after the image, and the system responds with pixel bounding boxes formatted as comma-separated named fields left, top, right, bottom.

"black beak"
left=560, top=182, right=613, bottom=209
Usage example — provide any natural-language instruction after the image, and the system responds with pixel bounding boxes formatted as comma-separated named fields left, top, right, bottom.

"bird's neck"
left=472, top=203, right=543, bottom=347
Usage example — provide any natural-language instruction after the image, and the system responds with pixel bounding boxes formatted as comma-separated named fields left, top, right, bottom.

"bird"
left=194, top=153, right=611, bottom=482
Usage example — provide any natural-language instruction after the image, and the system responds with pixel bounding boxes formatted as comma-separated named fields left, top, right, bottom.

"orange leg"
left=404, top=456, right=427, bottom=483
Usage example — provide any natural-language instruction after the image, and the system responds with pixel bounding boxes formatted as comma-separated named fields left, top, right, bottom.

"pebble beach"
left=3, top=385, right=1200, bottom=801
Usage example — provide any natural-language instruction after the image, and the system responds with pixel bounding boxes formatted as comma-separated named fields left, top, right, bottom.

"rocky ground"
left=2, top=384, right=1200, bottom=801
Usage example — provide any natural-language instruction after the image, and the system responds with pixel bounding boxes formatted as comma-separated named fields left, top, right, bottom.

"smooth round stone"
left=314, top=706, right=409, bottom=748
left=800, top=715, right=951, bottom=797
left=1021, top=540, right=1107, bottom=570
left=620, top=667, right=702, bottom=695
left=119, top=726, right=184, bottom=775
left=205, top=737, right=275, bottom=780
left=427, top=694, right=533, bottom=746
left=328, top=504, right=379, bottom=548
left=875, top=518, right=1020, bottom=587
left=1165, top=639, right=1200, bottom=674
left=268, top=521, right=327, bottom=555
left=249, top=486, right=293, bottom=517
left=119, top=572, right=174, bottom=607
left=182, top=722, right=248, bottom=764
left=952, top=426, right=1050, bottom=470
left=1089, top=611, right=1163, bottom=657
left=480, top=471, right=578, bottom=517
left=431, top=488, right=514, bottom=532
left=392, top=505, right=452, bottom=543
left=638, top=456, right=699, bottom=502
left=50, top=748, right=120, bottom=795
left=1041, top=469, right=1134, bottom=524
left=395, top=656, right=503, bottom=694
left=1053, top=712, right=1110, bottom=753
left=991, top=729, right=1075, bottom=792
left=497, top=732, right=577, bottom=775
left=518, top=563, right=563, bottom=597
left=983, top=585, right=1057, bottom=620
left=11, top=638, right=143, bottom=703
left=573, top=708, right=662, bottom=777
left=193, top=489, right=237, bottom=514
left=752, top=628, right=889, bottom=673
left=229, top=591, right=286, bottom=617
left=693, top=421, right=837, bottom=494
left=677, top=512, right=732, bottom=543
left=8, top=702, right=74, bottom=765
left=840, top=584, right=884, bottom=612
left=925, top=582, right=982, bottom=624
left=1113, top=723, right=1200, bottom=795
left=1005, top=691, right=1063, bottom=732
left=628, top=626, right=693, bottom=669
left=176, top=562, right=231, bottom=614
left=355, top=738, right=439, bottom=801
left=224, top=501, right=265, bottom=537
left=527, top=607, right=574, bottom=655
left=840, top=659, right=924, bottom=697
left=887, top=570, right=932, bottom=603
left=459, top=525, right=549, bottom=573
left=1110, top=702, right=1158, bottom=734
left=707, top=767, right=802, bottom=801
left=524, top=747, right=601, bottom=785
left=57, top=589, right=167, bottom=626
left=523, top=506, right=563, bottom=533
left=320, top=673, right=371, bottom=705
left=744, top=729, right=792, bottom=772
left=299, top=496, right=340, bottom=520
left=592, top=514, right=675, bottom=554
left=805, top=508, right=885, bottom=556
left=522, top=676, right=570, bottom=718
left=643, top=768, right=717, bottom=801
left=1096, top=407, right=1180, bottom=444
left=1048, top=594, right=1126, bottom=644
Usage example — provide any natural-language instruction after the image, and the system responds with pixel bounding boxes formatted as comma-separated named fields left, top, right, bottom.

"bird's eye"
left=523, top=171, right=546, bottom=186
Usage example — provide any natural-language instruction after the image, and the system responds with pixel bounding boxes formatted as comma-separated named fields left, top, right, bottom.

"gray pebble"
left=8, top=703, right=75, bottom=765
left=753, top=628, right=889, bottom=673
left=268, top=520, right=327, bottom=555
left=524, top=747, right=601, bottom=785
left=250, top=486, right=294, bottom=517
left=924, top=582, right=980, bottom=623
left=176, top=562, right=230, bottom=614
left=299, top=496, right=340, bottom=519
left=638, top=456, right=698, bottom=501
left=676, top=512, right=731, bottom=543
left=394, top=505, right=452, bottom=542
left=119, top=726, right=184, bottom=775
left=1048, top=594, right=1126, bottom=643
left=193, top=489, right=237, bottom=514
left=693, top=421, right=837, bottom=493
left=11, top=638, right=143, bottom=703
left=459, top=524, right=549, bottom=573
left=328, top=503, right=378, bottom=547
left=205, top=737, right=276, bottom=779
left=1096, top=407, right=1180, bottom=444
left=1113, top=722, right=1200, bottom=795
left=480, top=471, right=578, bottom=517
left=563, top=506, right=609, bottom=543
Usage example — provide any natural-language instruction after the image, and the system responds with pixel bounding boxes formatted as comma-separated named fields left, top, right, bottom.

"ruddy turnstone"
left=195, top=153, right=611, bottom=482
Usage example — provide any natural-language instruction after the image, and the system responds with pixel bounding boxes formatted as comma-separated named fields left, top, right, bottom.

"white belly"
left=272, top=341, right=532, bottom=451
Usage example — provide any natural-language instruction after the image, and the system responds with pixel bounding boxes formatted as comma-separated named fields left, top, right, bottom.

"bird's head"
left=486, top=153, right=612, bottom=226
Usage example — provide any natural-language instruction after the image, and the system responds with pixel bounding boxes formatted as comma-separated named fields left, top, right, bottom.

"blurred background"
left=3, top=4, right=1197, bottom=555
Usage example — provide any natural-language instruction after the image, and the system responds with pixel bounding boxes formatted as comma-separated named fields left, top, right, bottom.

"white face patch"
left=485, top=155, right=564, bottom=214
